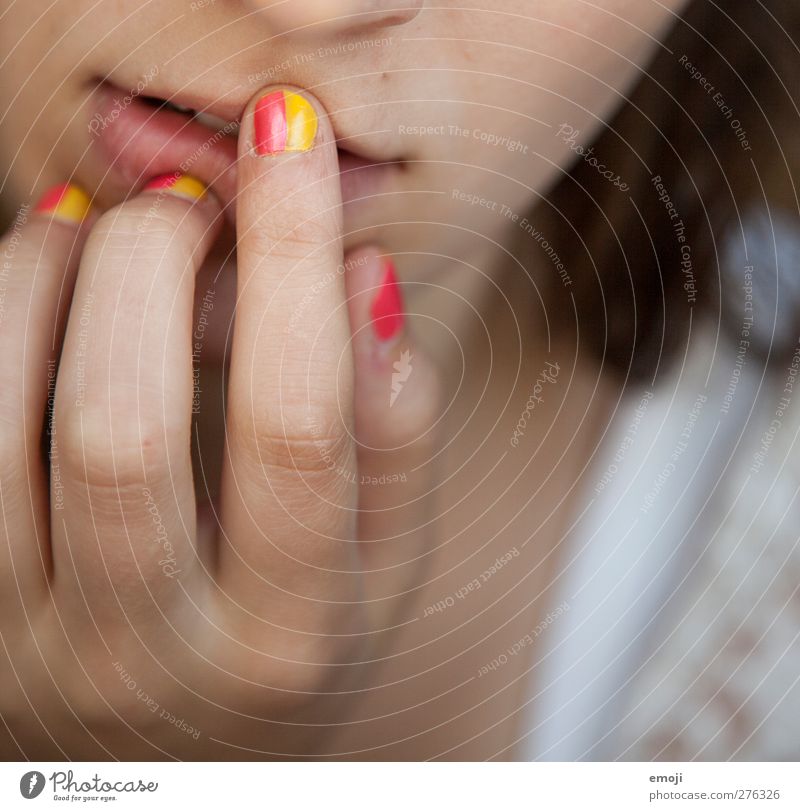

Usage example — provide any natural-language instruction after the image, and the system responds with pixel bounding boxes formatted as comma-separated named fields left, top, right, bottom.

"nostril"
left=372, top=0, right=424, bottom=27
left=240, top=0, right=423, bottom=35
left=381, top=6, right=424, bottom=28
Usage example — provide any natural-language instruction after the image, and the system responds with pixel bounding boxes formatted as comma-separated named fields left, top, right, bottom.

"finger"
left=0, top=185, right=93, bottom=609
left=344, top=248, right=442, bottom=624
left=52, top=174, right=222, bottom=618
left=219, top=87, right=358, bottom=608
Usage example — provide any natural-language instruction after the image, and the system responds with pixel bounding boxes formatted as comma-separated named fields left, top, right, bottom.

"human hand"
left=0, top=87, right=441, bottom=759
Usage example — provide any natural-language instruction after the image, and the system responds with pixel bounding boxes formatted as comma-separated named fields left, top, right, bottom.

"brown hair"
left=540, top=0, right=800, bottom=384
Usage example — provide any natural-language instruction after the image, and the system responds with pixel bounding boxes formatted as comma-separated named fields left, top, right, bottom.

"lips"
left=89, top=81, right=402, bottom=223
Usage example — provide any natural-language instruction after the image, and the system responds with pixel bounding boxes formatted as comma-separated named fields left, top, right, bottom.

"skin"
left=0, top=0, right=689, bottom=759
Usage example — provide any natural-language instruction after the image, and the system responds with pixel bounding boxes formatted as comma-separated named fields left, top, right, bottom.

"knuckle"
left=253, top=659, right=332, bottom=713
left=58, top=656, right=166, bottom=733
left=87, top=202, right=192, bottom=265
left=234, top=407, right=352, bottom=478
left=222, top=617, right=361, bottom=714
left=243, top=210, right=340, bottom=265
left=278, top=216, right=340, bottom=255
left=58, top=405, right=169, bottom=492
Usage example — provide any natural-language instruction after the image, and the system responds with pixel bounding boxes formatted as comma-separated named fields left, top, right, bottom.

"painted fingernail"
left=370, top=258, right=404, bottom=342
left=143, top=172, right=207, bottom=201
left=254, top=90, right=318, bottom=155
left=34, top=183, right=91, bottom=224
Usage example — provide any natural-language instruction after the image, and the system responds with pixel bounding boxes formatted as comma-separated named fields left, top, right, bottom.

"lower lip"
left=89, top=83, right=398, bottom=221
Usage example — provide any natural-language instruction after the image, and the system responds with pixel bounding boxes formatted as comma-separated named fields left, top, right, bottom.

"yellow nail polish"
left=143, top=172, right=207, bottom=201
left=34, top=183, right=91, bottom=224
left=254, top=90, right=318, bottom=155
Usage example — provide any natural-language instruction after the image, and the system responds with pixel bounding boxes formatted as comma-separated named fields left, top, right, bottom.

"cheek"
left=0, top=5, right=91, bottom=197
left=530, top=0, right=691, bottom=132
left=0, top=32, right=56, bottom=199
left=385, top=0, right=690, bottom=270
left=418, top=0, right=689, bottom=201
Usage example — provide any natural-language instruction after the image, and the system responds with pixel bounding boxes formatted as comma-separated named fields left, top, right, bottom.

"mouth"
left=89, top=81, right=403, bottom=223
left=141, top=96, right=241, bottom=137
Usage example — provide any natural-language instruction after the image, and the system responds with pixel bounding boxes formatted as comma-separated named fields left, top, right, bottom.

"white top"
left=519, top=322, right=761, bottom=759
left=520, top=207, right=800, bottom=760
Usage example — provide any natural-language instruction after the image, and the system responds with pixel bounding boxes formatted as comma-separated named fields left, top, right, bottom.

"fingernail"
left=254, top=90, right=318, bottom=155
left=143, top=172, right=207, bottom=201
left=34, top=183, right=91, bottom=224
left=370, top=258, right=404, bottom=342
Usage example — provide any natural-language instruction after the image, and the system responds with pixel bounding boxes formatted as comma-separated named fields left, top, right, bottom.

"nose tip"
left=241, top=0, right=423, bottom=35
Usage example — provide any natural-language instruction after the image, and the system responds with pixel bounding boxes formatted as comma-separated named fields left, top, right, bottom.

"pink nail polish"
left=253, top=90, right=317, bottom=155
left=370, top=259, right=404, bottom=342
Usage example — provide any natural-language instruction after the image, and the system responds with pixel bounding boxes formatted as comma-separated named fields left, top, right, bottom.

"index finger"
left=218, top=87, right=358, bottom=601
